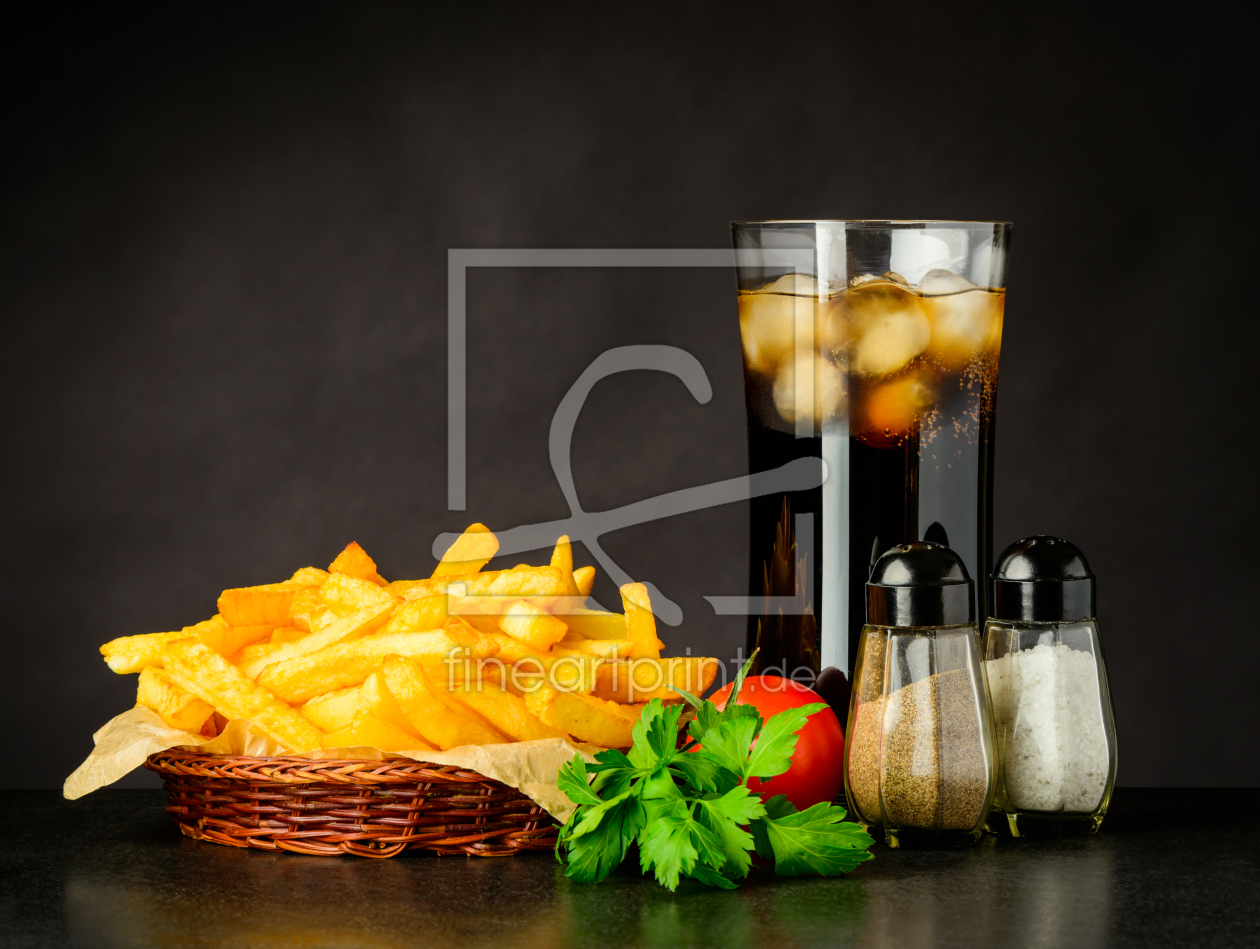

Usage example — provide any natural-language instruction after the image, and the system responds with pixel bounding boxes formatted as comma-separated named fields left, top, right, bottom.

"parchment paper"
left=63, top=706, right=597, bottom=820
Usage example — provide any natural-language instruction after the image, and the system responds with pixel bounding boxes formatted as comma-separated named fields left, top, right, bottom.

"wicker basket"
left=145, top=750, right=560, bottom=858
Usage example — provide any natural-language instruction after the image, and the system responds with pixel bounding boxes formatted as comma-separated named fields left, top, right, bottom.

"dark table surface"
left=2, top=788, right=1256, bottom=948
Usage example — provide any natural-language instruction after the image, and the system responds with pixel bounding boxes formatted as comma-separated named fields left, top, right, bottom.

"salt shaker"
left=844, top=542, right=997, bottom=848
left=983, top=536, right=1118, bottom=836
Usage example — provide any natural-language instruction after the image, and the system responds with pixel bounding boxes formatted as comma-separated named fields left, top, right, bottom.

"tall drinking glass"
left=732, top=220, right=1011, bottom=696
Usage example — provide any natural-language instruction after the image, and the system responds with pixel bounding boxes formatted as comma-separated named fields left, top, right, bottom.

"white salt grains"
left=985, top=643, right=1110, bottom=813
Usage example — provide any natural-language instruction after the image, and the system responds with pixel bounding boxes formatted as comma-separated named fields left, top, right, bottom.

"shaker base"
left=862, top=824, right=985, bottom=849
left=986, top=811, right=1105, bottom=837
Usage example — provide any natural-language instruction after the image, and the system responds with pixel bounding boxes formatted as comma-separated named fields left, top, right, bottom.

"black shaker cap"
left=990, top=535, right=1096, bottom=623
left=866, top=542, right=975, bottom=627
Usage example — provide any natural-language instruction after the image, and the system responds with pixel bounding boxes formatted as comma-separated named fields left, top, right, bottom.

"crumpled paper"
left=64, top=705, right=596, bottom=820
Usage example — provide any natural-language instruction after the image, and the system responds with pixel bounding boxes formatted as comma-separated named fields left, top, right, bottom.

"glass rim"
left=731, top=219, right=1013, bottom=227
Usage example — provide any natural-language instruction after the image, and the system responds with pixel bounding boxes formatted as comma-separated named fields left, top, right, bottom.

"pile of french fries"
left=100, top=525, right=719, bottom=754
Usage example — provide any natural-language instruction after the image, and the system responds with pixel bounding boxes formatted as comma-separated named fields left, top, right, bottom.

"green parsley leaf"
left=638, top=774, right=699, bottom=890
left=693, top=713, right=760, bottom=781
left=746, top=702, right=827, bottom=780
left=751, top=799, right=875, bottom=877
left=627, top=699, right=684, bottom=772
left=685, top=860, right=740, bottom=890
left=692, top=784, right=765, bottom=880
left=556, top=756, right=603, bottom=808
left=728, top=650, right=757, bottom=705
left=668, top=750, right=736, bottom=794
left=563, top=792, right=646, bottom=884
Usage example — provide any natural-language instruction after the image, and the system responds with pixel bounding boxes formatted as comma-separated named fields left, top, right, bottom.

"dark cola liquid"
left=740, top=278, right=1002, bottom=695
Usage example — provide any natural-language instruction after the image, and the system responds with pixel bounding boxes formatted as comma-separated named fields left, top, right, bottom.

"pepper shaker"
left=983, top=536, right=1118, bottom=836
left=844, top=542, right=997, bottom=848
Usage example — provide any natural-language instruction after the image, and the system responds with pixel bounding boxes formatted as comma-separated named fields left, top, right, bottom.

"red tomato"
left=707, top=675, right=845, bottom=811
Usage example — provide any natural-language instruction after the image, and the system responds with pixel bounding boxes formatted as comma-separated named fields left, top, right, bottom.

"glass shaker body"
left=982, top=618, right=1117, bottom=835
left=844, top=622, right=997, bottom=848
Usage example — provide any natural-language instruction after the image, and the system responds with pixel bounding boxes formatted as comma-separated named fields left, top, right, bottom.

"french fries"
left=256, top=627, right=496, bottom=704
left=573, top=565, right=596, bottom=597
left=592, top=657, right=720, bottom=704
left=98, top=526, right=721, bottom=754
left=329, top=542, right=386, bottom=585
left=161, top=640, right=322, bottom=752
left=497, top=600, right=569, bottom=651
left=136, top=667, right=215, bottom=733
left=381, top=656, right=507, bottom=749
left=101, top=631, right=190, bottom=674
left=432, top=523, right=499, bottom=577
left=239, top=601, right=396, bottom=679
left=218, top=583, right=304, bottom=627
left=323, top=713, right=432, bottom=753
left=525, top=686, right=641, bottom=748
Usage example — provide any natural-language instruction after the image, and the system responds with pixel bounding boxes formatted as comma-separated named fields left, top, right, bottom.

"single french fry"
left=381, top=656, right=507, bottom=749
left=328, top=541, right=387, bottom=585
left=573, top=565, right=596, bottom=598
left=379, top=595, right=447, bottom=635
left=101, top=631, right=191, bottom=674
left=488, top=566, right=568, bottom=599
left=288, top=588, right=332, bottom=632
left=191, top=616, right=275, bottom=657
left=497, top=600, right=568, bottom=651
left=551, top=639, right=637, bottom=661
left=319, top=573, right=398, bottom=615
left=255, top=626, right=498, bottom=703
left=432, top=523, right=499, bottom=578
left=558, top=609, right=627, bottom=640
left=322, top=712, right=436, bottom=752
left=289, top=566, right=330, bottom=587
left=524, top=686, right=642, bottom=748
left=240, top=601, right=396, bottom=679
left=473, top=632, right=598, bottom=692
left=388, top=566, right=551, bottom=604
left=383, top=578, right=430, bottom=598
left=218, top=583, right=301, bottom=627
left=136, top=667, right=215, bottom=732
left=433, top=674, right=567, bottom=742
left=550, top=535, right=580, bottom=596
left=161, top=640, right=322, bottom=752
left=299, top=684, right=364, bottom=732
left=360, top=670, right=428, bottom=740
left=236, top=641, right=285, bottom=674
left=593, top=657, right=720, bottom=704
left=620, top=583, right=663, bottom=659
left=477, top=630, right=548, bottom=667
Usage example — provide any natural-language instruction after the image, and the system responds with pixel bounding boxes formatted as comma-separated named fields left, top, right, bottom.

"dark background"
left=1, top=4, right=1252, bottom=789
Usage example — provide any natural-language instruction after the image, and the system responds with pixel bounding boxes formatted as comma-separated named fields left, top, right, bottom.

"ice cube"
left=739, top=283, right=819, bottom=374
left=854, top=374, right=935, bottom=447
left=917, top=268, right=976, bottom=296
left=761, top=272, right=820, bottom=296
left=922, top=285, right=1003, bottom=368
left=852, top=306, right=931, bottom=377
left=773, top=353, right=847, bottom=431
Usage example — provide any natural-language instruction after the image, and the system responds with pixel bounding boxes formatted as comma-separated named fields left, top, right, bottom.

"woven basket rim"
left=145, top=749, right=518, bottom=785
left=145, top=749, right=560, bottom=858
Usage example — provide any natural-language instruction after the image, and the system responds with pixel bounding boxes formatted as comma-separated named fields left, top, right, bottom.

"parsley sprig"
left=555, top=655, right=874, bottom=890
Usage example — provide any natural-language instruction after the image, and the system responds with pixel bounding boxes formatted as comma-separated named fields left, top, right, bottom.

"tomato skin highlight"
left=707, top=675, right=846, bottom=811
